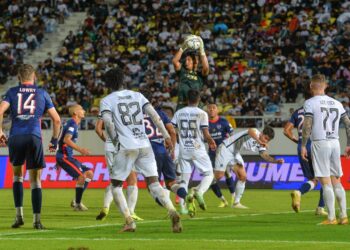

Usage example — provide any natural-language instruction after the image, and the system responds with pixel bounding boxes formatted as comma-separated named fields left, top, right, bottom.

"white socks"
left=126, top=185, right=138, bottom=215
left=111, top=186, right=131, bottom=218
left=234, top=180, right=246, bottom=204
left=148, top=182, right=175, bottom=212
left=333, top=183, right=347, bottom=219
left=322, top=184, right=335, bottom=221
left=196, top=171, right=214, bottom=195
left=103, top=184, right=113, bottom=209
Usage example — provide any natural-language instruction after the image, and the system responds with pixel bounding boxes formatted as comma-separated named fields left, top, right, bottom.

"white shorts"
left=215, top=144, right=244, bottom=172
left=311, top=140, right=343, bottom=178
left=111, top=146, right=158, bottom=181
left=105, top=150, right=115, bottom=175
left=178, top=153, right=213, bottom=174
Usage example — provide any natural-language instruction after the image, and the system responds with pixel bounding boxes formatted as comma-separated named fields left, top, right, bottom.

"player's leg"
left=212, top=170, right=227, bottom=207
left=330, top=140, right=347, bottom=225
left=232, top=162, right=248, bottom=209
left=96, top=150, right=115, bottom=220
left=137, top=147, right=182, bottom=233
left=110, top=148, right=138, bottom=232
left=224, top=168, right=236, bottom=206
left=12, top=165, right=24, bottom=228
left=312, top=141, right=337, bottom=225
left=191, top=155, right=214, bottom=211
left=27, top=135, right=46, bottom=229
left=126, top=171, right=143, bottom=221
left=8, top=136, right=25, bottom=228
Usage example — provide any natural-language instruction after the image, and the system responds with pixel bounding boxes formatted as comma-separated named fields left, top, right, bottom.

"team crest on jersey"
left=132, top=128, right=142, bottom=137
left=184, top=139, right=194, bottom=147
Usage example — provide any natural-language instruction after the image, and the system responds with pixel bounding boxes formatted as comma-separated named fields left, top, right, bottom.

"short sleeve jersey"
left=208, top=116, right=234, bottom=157
left=171, top=106, right=208, bottom=159
left=3, top=84, right=54, bottom=138
left=100, top=89, right=150, bottom=149
left=57, top=119, right=78, bottom=158
left=144, top=108, right=171, bottom=154
left=222, top=129, right=267, bottom=154
left=304, top=95, right=346, bottom=141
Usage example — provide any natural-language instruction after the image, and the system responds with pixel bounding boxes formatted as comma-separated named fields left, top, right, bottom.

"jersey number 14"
left=17, top=93, right=36, bottom=114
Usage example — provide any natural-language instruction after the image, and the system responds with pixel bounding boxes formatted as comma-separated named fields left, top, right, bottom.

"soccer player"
left=215, top=126, right=284, bottom=209
left=172, top=35, right=209, bottom=110
left=100, top=67, right=182, bottom=233
left=171, top=89, right=216, bottom=217
left=0, top=64, right=61, bottom=229
left=284, top=88, right=327, bottom=215
left=207, top=102, right=235, bottom=208
left=301, top=74, right=350, bottom=225
left=95, top=117, right=142, bottom=221
left=142, top=90, right=189, bottom=214
left=56, top=104, right=93, bottom=211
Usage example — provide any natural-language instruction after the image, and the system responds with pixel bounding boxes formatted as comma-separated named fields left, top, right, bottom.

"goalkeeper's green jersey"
left=176, top=67, right=204, bottom=110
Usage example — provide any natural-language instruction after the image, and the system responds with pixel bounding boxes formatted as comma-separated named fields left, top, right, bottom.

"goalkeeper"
left=172, top=35, right=209, bottom=110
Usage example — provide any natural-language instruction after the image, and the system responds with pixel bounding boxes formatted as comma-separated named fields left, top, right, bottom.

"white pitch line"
left=0, top=237, right=350, bottom=245
left=0, top=209, right=320, bottom=237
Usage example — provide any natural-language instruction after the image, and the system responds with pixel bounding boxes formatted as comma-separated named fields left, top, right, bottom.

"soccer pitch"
left=0, top=189, right=349, bottom=250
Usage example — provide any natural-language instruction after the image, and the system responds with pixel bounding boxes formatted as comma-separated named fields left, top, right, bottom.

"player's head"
left=69, top=104, right=85, bottom=119
left=187, top=89, right=201, bottom=106
left=207, top=101, right=219, bottom=119
left=183, top=49, right=198, bottom=71
left=261, top=126, right=275, bottom=143
left=310, top=74, right=327, bottom=95
left=18, top=64, right=36, bottom=84
left=102, top=67, right=124, bottom=91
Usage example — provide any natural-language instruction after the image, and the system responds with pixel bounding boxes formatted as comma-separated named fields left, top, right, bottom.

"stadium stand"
left=2, top=1, right=350, bottom=126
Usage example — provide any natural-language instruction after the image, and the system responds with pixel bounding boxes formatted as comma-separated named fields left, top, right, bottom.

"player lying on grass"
left=214, top=126, right=284, bottom=209
left=171, top=89, right=216, bottom=217
left=284, top=86, right=327, bottom=216
left=95, top=117, right=143, bottom=221
left=56, top=104, right=93, bottom=211
left=100, top=67, right=182, bottom=233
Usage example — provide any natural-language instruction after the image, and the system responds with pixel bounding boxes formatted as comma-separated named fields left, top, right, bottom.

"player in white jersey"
left=94, top=117, right=143, bottom=222
left=215, top=127, right=284, bottom=208
left=99, top=68, right=182, bottom=233
left=301, top=74, right=350, bottom=225
left=171, top=89, right=216, bottom=217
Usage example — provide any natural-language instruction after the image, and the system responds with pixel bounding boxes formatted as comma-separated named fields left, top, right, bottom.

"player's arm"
left=248, top=128, right=267, bottom=148
left=202, top=127, right=216, bottom=150
left=283, top=121, right=298, bottom=144
left=144, top=104, right=173, bottom=151
left=340, top=113, right=350, bottom=157
left=101, top=110, right=117, bottom=145
left=197, top=36, right=209, bottom=76
left=95, top=119, right=106, bottom=142
left=259, top=151, right=284, bottom=164
left=301, top=116, right=313, bottom=161
left=63, top=134, right=90, bottom=155
left=47, top=107, right=61, bottom=151
left=0, top=101, right=10, bottom=145
left=172, top=48, right=183, bottom=71
left=165, top=122, right=176, bottom=151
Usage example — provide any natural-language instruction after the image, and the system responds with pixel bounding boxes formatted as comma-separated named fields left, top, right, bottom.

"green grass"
left=0, top=188, right=349, bottom=250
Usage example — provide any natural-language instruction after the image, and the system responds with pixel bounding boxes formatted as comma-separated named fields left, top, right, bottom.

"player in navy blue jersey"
left=142, top=90, right=189, bottom=214
left=284, top=88, right=327, bottom=216
left=56, top=104, right=93, bottom=211
left=0, top=64, right=61, bottom=229
left=207, top=102, right=235, bottom=208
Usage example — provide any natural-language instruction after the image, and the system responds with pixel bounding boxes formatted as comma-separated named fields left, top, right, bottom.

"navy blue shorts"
left=8, top=135, right=45, bottom=170
left=56, top=157, right=90, bottom=179
left=297, top=150, right=315, bottom=180
left=155, top=152, right=176, bottom=181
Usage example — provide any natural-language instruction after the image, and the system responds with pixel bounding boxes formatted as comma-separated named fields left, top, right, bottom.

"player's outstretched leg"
left=12, top=166, right=24, bottom=228
left=126, top=172, right=143, bottom=221
left=291, top=180, right=315, bottom=213
left=147, top=177, right=182, bottom=233
left=96, top=184, right=113, bottom=220
left=30, top=169, right=45, bottom=229
left=232, top=166, right=248, bottom=209
left=211, top=182, right=228, bottom=208
left=111, top=180, right=136, bottom=232
left=224, top=170, right=236, bottom=206
left=193, top=171, right=214, bottom=211
left=74, top=170, right=93, bottom=211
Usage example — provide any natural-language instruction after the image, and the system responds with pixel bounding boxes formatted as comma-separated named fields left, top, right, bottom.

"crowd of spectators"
left=26, top=0, right=350, bottom=126
left=0, top=0, right=91, bottom=84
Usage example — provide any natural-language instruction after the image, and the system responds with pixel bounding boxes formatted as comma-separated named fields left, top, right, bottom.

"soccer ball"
left=186, top=35, right=201, bottom=50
